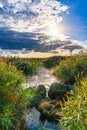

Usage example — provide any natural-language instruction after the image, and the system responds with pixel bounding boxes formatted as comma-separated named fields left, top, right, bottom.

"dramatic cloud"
left=0, top=0, right=68, bottom=34
left=0, top=0, right=86, bottom=52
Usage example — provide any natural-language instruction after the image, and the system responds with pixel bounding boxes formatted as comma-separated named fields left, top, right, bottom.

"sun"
left=45, top=23, right=63, bottom=39
left=44, top=23, right=68, bottom=41
left=46, top=24, right=61, bottom=37
left=48, top=27, right=60, bottom=37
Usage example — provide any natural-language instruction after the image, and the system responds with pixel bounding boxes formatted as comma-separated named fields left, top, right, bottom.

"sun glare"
left=44, top=24, right=67, bottom=41
left=47, top=24, right=61, bottom=37
left=48, top=27, right=60, bottom=37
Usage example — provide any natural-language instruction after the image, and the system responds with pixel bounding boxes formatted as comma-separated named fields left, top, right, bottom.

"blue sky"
left=59, top=0, right=87, bottom=19
left=59, top=0, right=87, bottom=40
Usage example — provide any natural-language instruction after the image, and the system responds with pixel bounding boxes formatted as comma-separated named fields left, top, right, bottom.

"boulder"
left=36, top=85, right=46, bottom=99
left=45, top=104, right=54, bottom=111
left=48, top=82, right=69, bottom=99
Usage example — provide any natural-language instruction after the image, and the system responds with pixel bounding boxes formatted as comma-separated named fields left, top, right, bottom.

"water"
left=24, top=67, right=60, bottom=129
left=23, top=66, right=60, bottom=94
left=26, top=108, right=59, bottom=130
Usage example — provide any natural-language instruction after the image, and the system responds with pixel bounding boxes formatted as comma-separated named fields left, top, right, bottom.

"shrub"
left=60, top=78, right=87, bottom=130
left=54, top=56, right=87, bottom=84
left=44, top=56, right=64, bottom=69
left=0, top=61, right=35, bottom=130
left=7, top=57, right=39, bottom=76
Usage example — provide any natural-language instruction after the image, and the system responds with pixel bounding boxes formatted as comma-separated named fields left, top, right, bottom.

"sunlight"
left=47, top=24, right=61, bottom=37
left=47, top=26, right=60, bottom=37
left=44, top=23, right=67, bottom=41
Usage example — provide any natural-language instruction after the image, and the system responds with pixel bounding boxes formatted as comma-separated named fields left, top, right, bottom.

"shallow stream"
left=24, top=67, right=60, bottom=130
left=23, top=66, right=60, bottom=96
left=26, top=107, right=60, bottom=130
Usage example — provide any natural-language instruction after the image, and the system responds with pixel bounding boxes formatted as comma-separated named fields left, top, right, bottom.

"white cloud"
left=0, top=0, right=68, bottom=34
left=0, top=2, right=3, bottom=8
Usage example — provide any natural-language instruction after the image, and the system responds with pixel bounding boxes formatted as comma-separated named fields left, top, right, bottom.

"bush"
left=44, top=56, right=64, bottom=69
left=54, top=56, right=87, bottom=84
left=7, top=57, right=39, bottom=76
left=60, top=78, right=87, bottom=130
left=48, top=82, right=69, bottom=99
left=0, top=61, right=35, bottom=130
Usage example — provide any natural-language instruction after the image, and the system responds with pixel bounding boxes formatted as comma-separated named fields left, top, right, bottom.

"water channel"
left=23, top=67, right=60, bottom=130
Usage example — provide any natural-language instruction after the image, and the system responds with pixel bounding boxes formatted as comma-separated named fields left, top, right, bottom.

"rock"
left=48, top=82, right=69, bottom=99
left=45, top=104, right=54, bottom=111
left=36, top=85, right=46, bottom=99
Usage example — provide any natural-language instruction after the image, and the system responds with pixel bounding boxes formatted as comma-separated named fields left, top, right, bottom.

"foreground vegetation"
left=53, top=55, right=87, bottom=130
left=0, top=57, right=35, bottom=130
left=60, top=78, right=87, bottom=130
left=0, top=55, right=87, bottom=130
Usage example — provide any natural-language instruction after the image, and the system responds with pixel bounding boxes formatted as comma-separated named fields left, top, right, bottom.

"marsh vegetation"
left=0, top=55, right=87, bottom=130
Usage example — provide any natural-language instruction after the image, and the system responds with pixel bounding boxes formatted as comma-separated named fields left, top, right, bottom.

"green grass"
left=0, top=59, right=35, bottom=130
left=54, top=56, right=87, bottom=84
left=59, top=78, right=87, bottom=130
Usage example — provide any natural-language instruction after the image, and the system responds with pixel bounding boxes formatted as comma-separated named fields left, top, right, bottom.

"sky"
left=59, top=0, right=87, bottom=41
left=0, top=0, right=87, bottom=46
